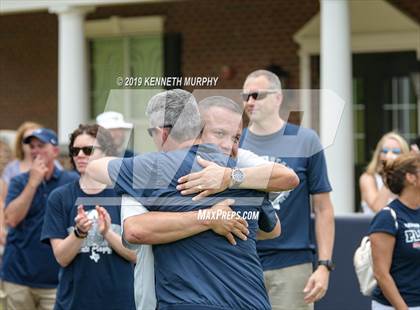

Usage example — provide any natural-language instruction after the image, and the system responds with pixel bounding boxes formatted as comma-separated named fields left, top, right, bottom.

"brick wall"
left=389, top=0, right=420, bottom=22
left=0, top=0, right=419, bottom=131
left=0, top=12, right=58, bottom=130
left=89, top=0, right=319, bottom=90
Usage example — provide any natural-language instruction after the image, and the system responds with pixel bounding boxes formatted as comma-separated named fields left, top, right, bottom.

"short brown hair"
left=68, top=124, right=117, bottom=168
left=383, top=153, right=420, bottom=195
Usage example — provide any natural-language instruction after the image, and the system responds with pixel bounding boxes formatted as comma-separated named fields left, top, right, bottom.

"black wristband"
left=74, top=226, right=88, bottom=239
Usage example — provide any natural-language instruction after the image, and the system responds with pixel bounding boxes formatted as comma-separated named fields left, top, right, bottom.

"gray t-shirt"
left=121, top=195, right=156, bottom=310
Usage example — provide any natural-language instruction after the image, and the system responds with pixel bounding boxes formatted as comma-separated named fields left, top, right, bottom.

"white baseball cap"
left=96, top=111, right=133, bottom=129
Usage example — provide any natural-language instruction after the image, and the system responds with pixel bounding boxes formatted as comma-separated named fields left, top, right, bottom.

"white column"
left=320, top=0, right=354, bottom=214
left=49, top=6, right=95, bottom=143
left=299, top=50, right=312, bottom=128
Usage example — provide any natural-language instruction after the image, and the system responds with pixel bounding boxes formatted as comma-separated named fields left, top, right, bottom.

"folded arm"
left=123, top=199, right=249, bottom=246
left=177, top=157, right=299, bottom=200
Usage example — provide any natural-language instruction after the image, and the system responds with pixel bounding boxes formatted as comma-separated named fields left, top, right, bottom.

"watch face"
left=233, top=169, right=245, bottom=183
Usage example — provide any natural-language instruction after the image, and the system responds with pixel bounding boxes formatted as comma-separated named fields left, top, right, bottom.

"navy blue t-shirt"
left=1, top=168, right=78, bottom=288
left=108, top=144, right=277, bottom=310
left=40, top=180, right=135, bottom=310
left=240, top=124, right=332, bottom=270
left=369, top=199, right=420, bottom=307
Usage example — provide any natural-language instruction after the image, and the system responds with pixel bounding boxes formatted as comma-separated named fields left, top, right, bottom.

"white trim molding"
left=85, top=15, right=165, bottom=38
left=294, top=0, right=420, bottom=58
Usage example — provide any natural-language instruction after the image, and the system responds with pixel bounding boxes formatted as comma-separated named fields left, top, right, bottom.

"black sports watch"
left=74, top=226, right=88, bottom=239
left=317, top=260, right=335, bottom=272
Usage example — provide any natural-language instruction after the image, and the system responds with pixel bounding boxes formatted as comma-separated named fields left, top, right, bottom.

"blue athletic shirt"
left=108, top=144, right=277, bottom=310
left=240, top=123, right=332, bottom=270
left=369, top=199, right=420, bottom=307
left=40, top=179, right=135, bottom=310
left=1, top=168, right=78, bottom=288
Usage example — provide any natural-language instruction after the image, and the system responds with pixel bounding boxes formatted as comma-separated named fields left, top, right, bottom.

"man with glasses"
left=87, top=89, right=290, bottom=310
left=240, top=70, right=335, bottom=310
left=1, top=128, right=78, bottom=310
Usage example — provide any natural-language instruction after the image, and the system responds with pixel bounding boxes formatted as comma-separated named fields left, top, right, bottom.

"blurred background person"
left=41, top=124, right=136, bottom=310
left=359, top=132, right=410, bottom=214
left=410, top=136, right=420, bottom=153
left=0, top=139, right=12, bottom=181
left=1, top=128, right=78, bottom=310
left=0, top=138, right=12, bottom=247
left=96, top=111, right=134, bottom=157
left=369, top=152, right=420, bottom=310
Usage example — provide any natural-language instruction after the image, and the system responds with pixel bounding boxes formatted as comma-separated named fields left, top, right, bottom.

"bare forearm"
left=104, top=230, right=136, bottom=262
left=124, top=211, right=208, bottom=245
left=370, top=187, right=393, bottom=213
left=0, top=181, right=7, bottom=202
left=86, top=157, right=114, bottom=185
left=376, top=273, right=408, bottom=310
left=51, top=233, right=85, bottom=267
left=5, top=183, right=38, bottom=227
left=240, top=164, right=298, bottom=192
left=314, top=201, right=334, bottom=260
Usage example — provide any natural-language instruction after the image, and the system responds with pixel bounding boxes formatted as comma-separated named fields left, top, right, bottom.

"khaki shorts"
left=2, top=281, right=56, bottom=310
left=264, top=263, right=314, bottom=310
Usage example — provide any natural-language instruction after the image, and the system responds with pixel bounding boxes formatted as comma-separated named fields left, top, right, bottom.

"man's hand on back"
left=203, top=199, right=249, bottom=245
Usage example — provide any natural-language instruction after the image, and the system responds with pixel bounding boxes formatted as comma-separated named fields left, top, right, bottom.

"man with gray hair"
left=145, top=89, right=203, bottom=149
left=240, top=69, right=335, bottom=310
left=87, top=89, right=282, bottom=310
left=121, top=94, right=298, bottom=310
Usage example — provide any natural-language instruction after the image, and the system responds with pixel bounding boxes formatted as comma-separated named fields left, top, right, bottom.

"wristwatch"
left=317, top=260, right=335, bottom=272
left=74, top=226, right=88, bottom=239
left=230, top=168, right=245, bottom=188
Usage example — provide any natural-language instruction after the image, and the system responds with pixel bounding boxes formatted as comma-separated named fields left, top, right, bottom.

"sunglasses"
left=381, top=148, right=402, bottom=155
left=147, top=125, right=173, bottom=137
left=241, top=90, right=278, bottom=102
left=70, top=146, right=101, bottom=157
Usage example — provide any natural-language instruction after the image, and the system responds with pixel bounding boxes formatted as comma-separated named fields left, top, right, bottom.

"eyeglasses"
left=381, top=148, right=402, bottom=155
left=69, top=146, right=101, bottom=157
left=147, top=125, right=173, bottom=137
left=241, top=90, right=278, bottom=102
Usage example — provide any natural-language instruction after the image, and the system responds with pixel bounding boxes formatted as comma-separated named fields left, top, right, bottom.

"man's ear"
left=405, top=172, right=417, bottom=186
left=276, top=92, right=283, bottom=105
left=161, top=128, right=170, bottom=144
left=52, top=146, right=60, bottom=158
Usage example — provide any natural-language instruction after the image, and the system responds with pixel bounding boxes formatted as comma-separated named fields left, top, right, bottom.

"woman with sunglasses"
left=369, top=152, right=420, bottom=310
left=41, top=124, right=136, bottom=310
left=360, top=132, right=410, bottom=214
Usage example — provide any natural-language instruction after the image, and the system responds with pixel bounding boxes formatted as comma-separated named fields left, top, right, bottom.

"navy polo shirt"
left=1, top=167, right=79, bottom=288
left=108, top=144, right=276, bottom=310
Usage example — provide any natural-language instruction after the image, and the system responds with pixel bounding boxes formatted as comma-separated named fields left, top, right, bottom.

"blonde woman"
left=1, top=121, right=42, bottom=187
left=360, top=132, right=410, bottom=214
